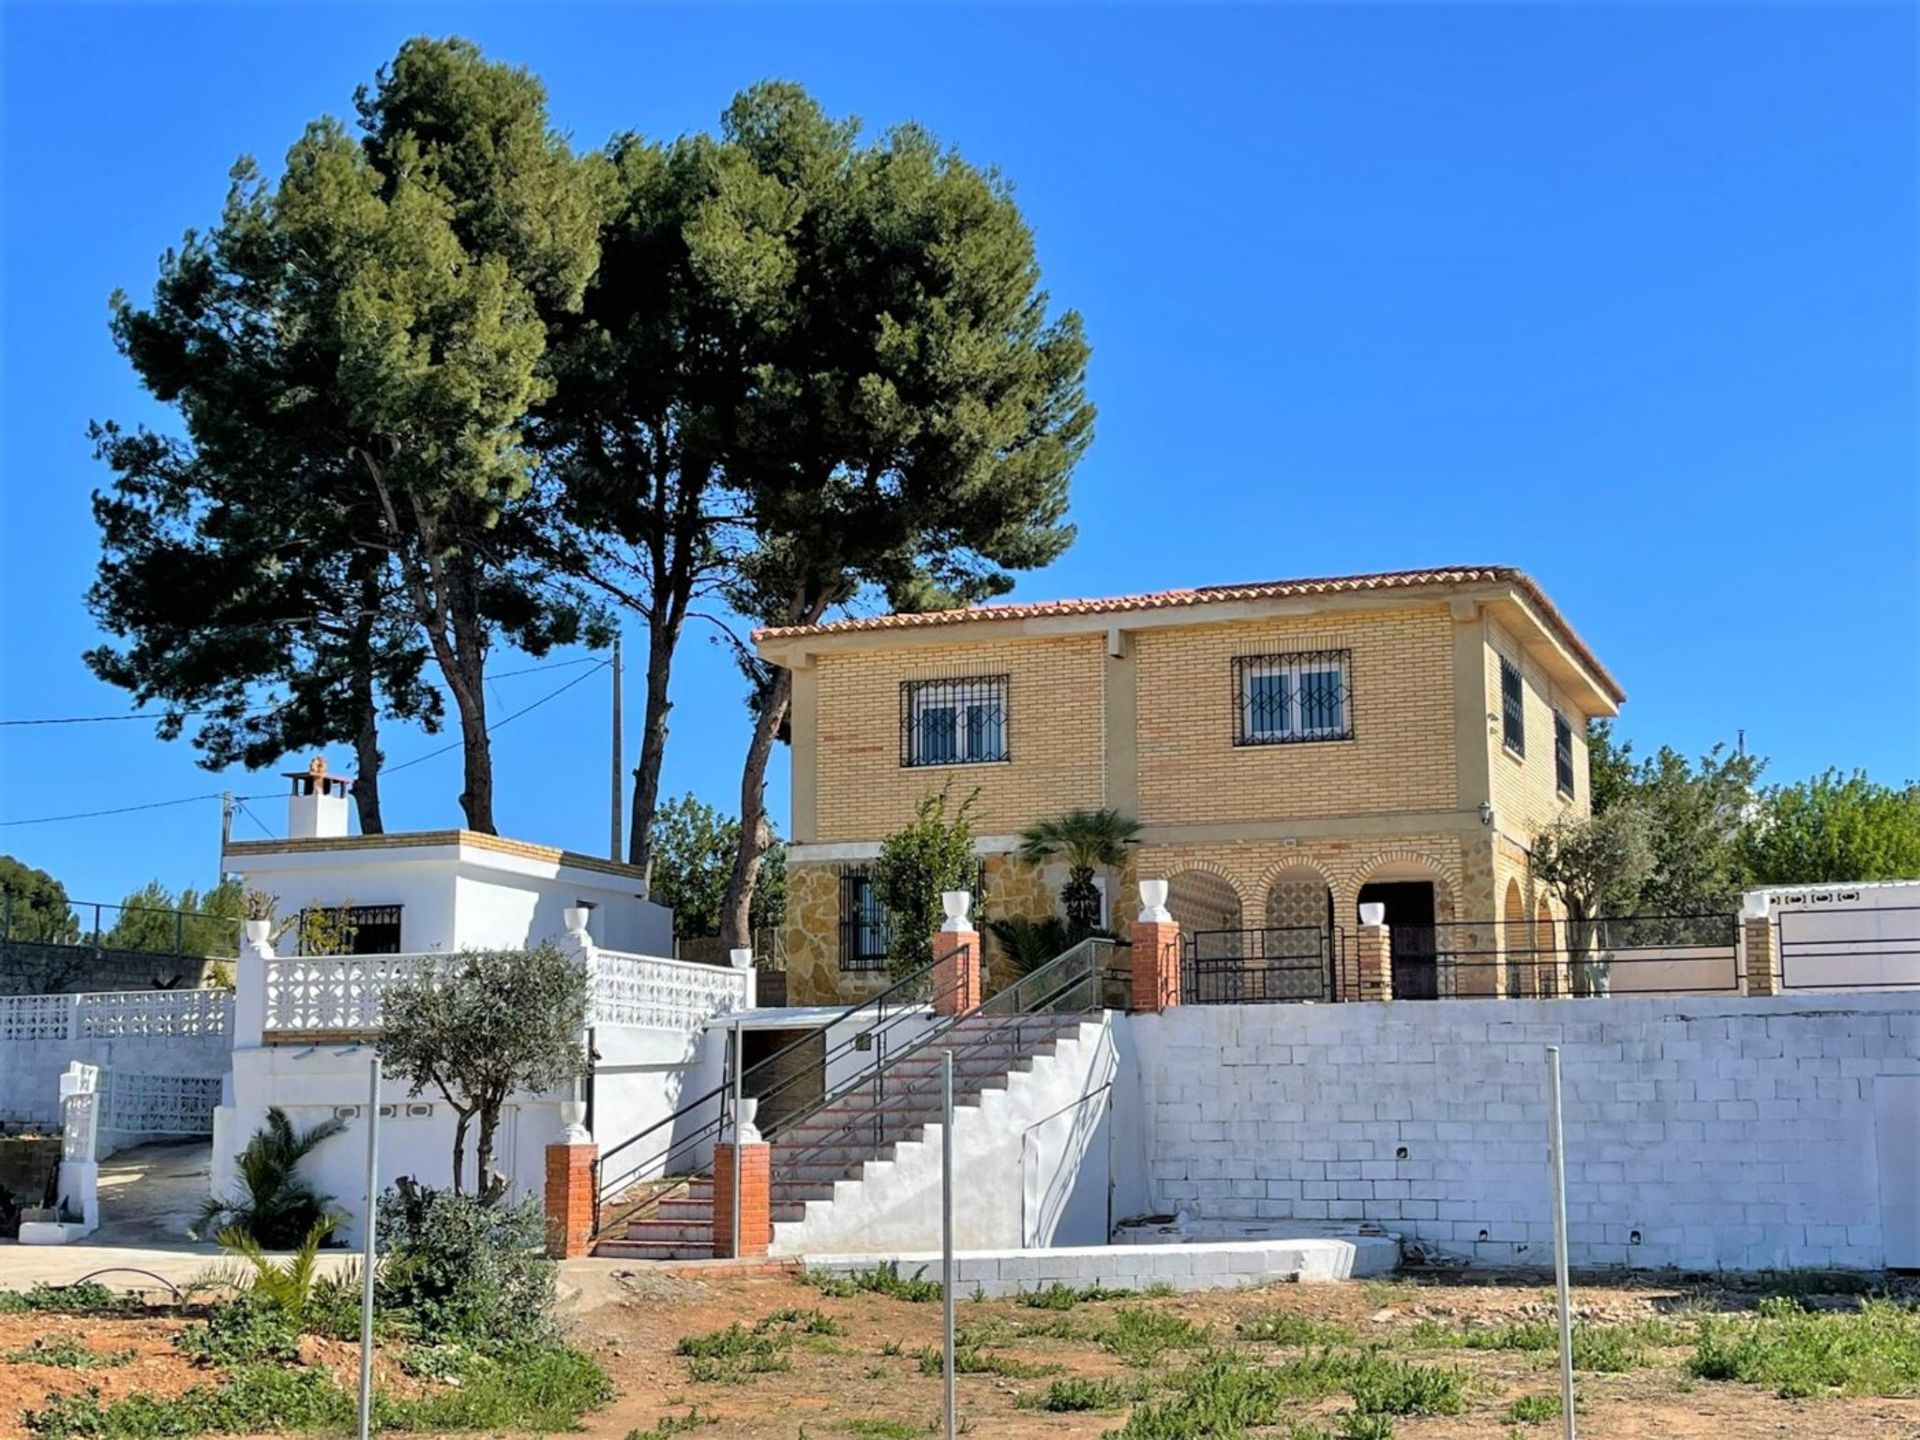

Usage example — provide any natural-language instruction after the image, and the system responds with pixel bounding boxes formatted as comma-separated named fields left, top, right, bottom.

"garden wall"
left=1132, top=992, right=1920, bottom=1272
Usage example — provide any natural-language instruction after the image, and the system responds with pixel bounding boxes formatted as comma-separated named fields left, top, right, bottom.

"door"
left=1876, top=1077, right=1920, bottom=1269
left=1359, top=882, right=1439, bottom=1000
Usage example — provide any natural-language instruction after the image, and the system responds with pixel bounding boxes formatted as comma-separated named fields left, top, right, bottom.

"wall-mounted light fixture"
left=1478, top=801, right=1494, bottom=827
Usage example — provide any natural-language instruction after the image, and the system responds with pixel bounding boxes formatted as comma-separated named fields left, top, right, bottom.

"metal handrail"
left=590, top=944, right=966, bottom=1233
left=765, top=936, right=1117, bottom=1181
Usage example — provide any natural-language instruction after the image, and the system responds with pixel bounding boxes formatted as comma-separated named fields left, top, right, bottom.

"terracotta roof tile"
left=753, top=565, right=1624, bottom=702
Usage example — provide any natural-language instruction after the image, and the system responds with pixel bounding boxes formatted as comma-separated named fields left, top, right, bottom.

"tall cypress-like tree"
left=705, top=85, right=1095, bottom=946
left=94, top=38, right=601, bottom=832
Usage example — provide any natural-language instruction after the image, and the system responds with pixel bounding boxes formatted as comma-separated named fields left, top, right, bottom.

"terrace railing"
left=0, top=987, right=233, bottom=1043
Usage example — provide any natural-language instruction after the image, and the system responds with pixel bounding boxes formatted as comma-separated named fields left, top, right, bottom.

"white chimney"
left=284, top=756, right=352, bottom=839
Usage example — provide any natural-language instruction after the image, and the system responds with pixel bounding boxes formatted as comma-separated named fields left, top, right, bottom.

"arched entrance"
left=1168, top=870, right=1245, bottom=999
left=1355, top=855, right=1457, bottom=1001
left=1501, top=879, right=1529, bottom=998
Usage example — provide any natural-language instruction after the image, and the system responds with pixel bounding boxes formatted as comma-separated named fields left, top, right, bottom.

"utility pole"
left=220, top=790, right=234, bottom=859
left=610, top=634, right=624, bottom=863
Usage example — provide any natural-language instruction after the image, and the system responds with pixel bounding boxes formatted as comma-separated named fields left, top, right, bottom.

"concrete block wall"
left=1133, top=994, right=1920, bottom=1272
left=1, top=1032, right=232, bottom=1130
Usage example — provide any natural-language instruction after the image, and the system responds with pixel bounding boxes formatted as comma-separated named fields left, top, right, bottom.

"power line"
left=384, top=660, right=612, bottom=777
left=0, top=656, right=607, bottom=728
left=0, top=792, right=276, bottom=829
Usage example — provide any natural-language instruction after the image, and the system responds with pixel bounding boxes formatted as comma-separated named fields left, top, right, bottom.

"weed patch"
left=0, top=1283, right=139, bottom=1315
left=838, top=1421, right=920, bottom=1439
left=1237, top=1310, right=1355, bottom=1347
left=676, top=1323, right=794, bottom=1383
left=624, top=1407, right=718, bottom=1440
left=1505, top=1393, right=1562, bottom=1424
left=1018, top=1281, right=1138, bottom=1310
left=1015, top=1376, right=1151, bottom=1411
left=1346, top=1357, right=1467, bottom=1417
left=917, top=1345, right=1061, bottom=1379
left=802, top=1264, right=941, bottom=1303
left=1691, top=1297, right=1920, bottom=1398
left=1100, top=1306, right=1213, bottom=1367
left=2, top=1338, right=134, bottom=1369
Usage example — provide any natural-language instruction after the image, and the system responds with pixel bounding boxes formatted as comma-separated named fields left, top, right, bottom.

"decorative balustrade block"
left=590, top=950, right=750, bottom=1031
left=104, top=1073, right=223, bottom=1134
left=0, top=993, right=71, bottom=1042
left=262, top=953, right=458, bottom=1035
left=79, top=989, right=232, bottom=1039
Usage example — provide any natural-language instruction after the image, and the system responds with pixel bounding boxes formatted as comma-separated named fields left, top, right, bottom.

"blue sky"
left=2, top=3, right=1915, bottom=906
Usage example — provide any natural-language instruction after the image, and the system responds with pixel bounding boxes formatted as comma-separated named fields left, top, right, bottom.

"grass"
left=837, top=1421, right=920, bottom=1439
left=916, top=1345, right=1061, bottom=1379
left=1099, top=1306, right=1213, bottom=1366
left=758, top=1307, right=846, bottom=1336
left=802, top=1264, right=942, bottom=1303
left=2, top=1338, right=135, bottom=1369
left=1505, top=1393, right=1563, bottom=1424
left=1690, top=1296, right=1920, bottom=1398
left=0, top=1283, right=140, bottom=1315
left=1236, top=1310, right=1357, bottom=1347
left=623, top=1407, right=718, bottom=1440
left=1015, top=1280, right=1171, bottom=1310
left=676, top=1323, right=795, bottom=1383
left=1345, top=1357, right=1468, bottom=1417
left=1016, top=1376, right=1150, bottom=1412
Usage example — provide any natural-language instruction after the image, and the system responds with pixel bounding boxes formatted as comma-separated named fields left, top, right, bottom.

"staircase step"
left=594, top=1237, right=715, bottom=1261
left=623, top=1219, right=714, bottom=1245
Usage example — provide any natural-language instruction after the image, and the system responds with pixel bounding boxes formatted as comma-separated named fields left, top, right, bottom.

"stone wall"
left=1, top=941, right=224, bottom=996
left=1134, top=992, right=1920, bottom=1271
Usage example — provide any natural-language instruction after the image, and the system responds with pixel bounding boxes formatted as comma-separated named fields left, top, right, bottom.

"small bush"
left=0, top=1283, right=137, bottom=1315
left=916, top=1345, right=1060, bottom=1378
left=677, top=1323, right=793, bottom=1382
left=1346, top=1357, right=1467, bottom=1417
left=802, top=1262, right=942, bottom=1303
left=1690, top=1297, right=1920, bottom=1398
left=1505, top=1393, right=1563, bottom=1424
left=376, top=1185, right=556, bottom=1346
left=175, top=1294, right=302, bottom=1366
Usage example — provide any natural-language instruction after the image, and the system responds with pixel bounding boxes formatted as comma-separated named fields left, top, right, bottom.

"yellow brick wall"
left=1134, top=605, right=1458, bottom=825
left=1485, top=619, right=1592, bottom=844
left=812, top=634, right=1107, bottom=842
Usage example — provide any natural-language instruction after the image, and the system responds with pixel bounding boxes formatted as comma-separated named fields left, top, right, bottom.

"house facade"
left=754, top=566, right=1625, bottom=1005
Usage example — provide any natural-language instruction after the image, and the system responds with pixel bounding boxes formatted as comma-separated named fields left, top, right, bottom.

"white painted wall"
left=1135, top=993, right=1920, bottom=1271
left=589, top=1019, right=729, bottom=1194
left=1, top=1030, right=230, bottom=1128
left=772, top=1016, right=1125, bottom=1256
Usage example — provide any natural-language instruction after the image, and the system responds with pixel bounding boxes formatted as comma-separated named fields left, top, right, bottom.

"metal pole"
left=942, top=1048, right=956, bottom=1440
left=610, top=634, right=623, bottom=864
left=357, top=1054, right=382, bottom=1440
left=1545, top=1046, right=1576, bottom=1440
left=729, top=1021, right=743, bottom=1260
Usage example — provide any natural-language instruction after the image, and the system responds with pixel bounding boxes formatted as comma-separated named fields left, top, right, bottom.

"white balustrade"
left=103, top=1071, right=224, bottom=1134
left=590, top=949, right=751, bottom=1031
left=0, top=993, right=72, bottom=1042
left=262, top=952, right=458, bottom=1035
left=0, top=988, right=232, bottom=1042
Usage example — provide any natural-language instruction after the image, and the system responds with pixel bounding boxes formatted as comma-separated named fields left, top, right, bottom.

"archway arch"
left=1501, top=878, right=1529, bottom=998
left=1167, top=868, right=1245, bottom=963
left=1262, top=864, right=1337, bottom=1001
left=1352, top=849, right=1459, bottom=1000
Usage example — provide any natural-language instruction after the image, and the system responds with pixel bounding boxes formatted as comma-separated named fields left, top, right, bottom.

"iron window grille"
left=838, top=870, right=892, bottom=972
left=1232, top=651, right=1353, bottom=746
left=900, top=675, right=1010, bottom=767
left=1554, top=712, right=1576, bottom=798
left=1500, top=656, right=1525, bottom=757
left=294, top=904, right=403, bottom=956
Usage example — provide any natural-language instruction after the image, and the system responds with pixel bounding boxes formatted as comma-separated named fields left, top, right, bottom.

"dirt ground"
left=5, top=1266, right=1920, bottom=1437
left=564, top=1267, right=1920, bottom=1440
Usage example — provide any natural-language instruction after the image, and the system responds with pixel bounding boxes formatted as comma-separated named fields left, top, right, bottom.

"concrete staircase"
left=592, top=1010, right=1089, bottom=1260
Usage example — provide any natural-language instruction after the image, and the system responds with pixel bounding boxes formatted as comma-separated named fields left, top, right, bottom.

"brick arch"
left=1260, top=858, right=1337, bottom=936
left=1254, top=854, right=1340, bottom=899
left=1349, top=848, right=1458, bottom=922
left=1163, top=865, right=1246, bottom=938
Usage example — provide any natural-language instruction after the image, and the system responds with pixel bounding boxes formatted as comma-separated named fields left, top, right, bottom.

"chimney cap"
left=283, top=755, right=354, bottom=797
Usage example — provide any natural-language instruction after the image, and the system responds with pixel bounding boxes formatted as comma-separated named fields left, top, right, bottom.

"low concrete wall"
left=1135, top=993, right=1920, bottom=1272
left=1, top=942, right=222, bottom=996
left=1, top=1031, right=231, bottom=1129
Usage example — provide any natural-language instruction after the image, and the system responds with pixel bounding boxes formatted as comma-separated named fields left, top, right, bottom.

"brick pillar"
left=1355, top=924, right=1394, bottom=1001
left=713, top=1141, right=772, bottom=1258
left=544, top=1140, right=597, bottom=1259
left=1744, top=915, right=1781, bottom=996
left=1130, top=919, right=1182, bottom=1013
left=932, top=927, right=982, bottom=1017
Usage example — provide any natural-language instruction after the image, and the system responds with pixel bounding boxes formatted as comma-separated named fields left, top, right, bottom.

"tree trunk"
left=1063, top=871, right=1101, bottom=940
left=720, top=665, right=792, bottom=949
left=450, top=1109, right=471, bottom=1195
left=475, top=1106, right=499, bottom=1197
left=348, top=558, right=385, bottom=834
left=627, top=605, right=683, bottom=878
left=446, top=601, right=494, bottom=834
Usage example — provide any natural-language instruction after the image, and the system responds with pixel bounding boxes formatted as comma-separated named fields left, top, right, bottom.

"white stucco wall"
left=1, top=1031, right=231, bottom=1129
left=588, top=1019, right=730, bottom=1194
left=772, top=1015, right=1128, bottom=1257
left=1135, top=993, right=1920, bottom=1271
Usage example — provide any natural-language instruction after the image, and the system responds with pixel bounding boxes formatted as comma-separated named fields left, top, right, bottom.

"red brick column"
left=1744, top=915, right=1780, bottom=996
left=1130, top=919, right=1182, bottom=1013
left=544, top=1141, right=597, bottom=1259
left=713, top=1142, right=772, bottom=1258
left=932, top=928, right=982, bottom=1017
left=1355, top=924, right=1393, bottom=1001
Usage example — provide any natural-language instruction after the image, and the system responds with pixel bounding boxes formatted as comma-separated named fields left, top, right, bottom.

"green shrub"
left=1018, top=1280, right=1137, bottom=1310
left=1336, top=1416, right=1396, bottom=1440
left=196, top=1107, right=345, bottom=1248
left=376, top=1185, right=556, bottom=1346
left=1505, top=1393, right=1563, bottom=1424
left=1014, top=1376, right=1145, bottom=1411
left=676, top=1323, right=793, bottom=1382
left=212, top=1216, right=336, bottom=1322
left=1346, top=1357, right=1467, bottom=1417
left=802, top=1262, right=942, bottom=1303
left=916, top=1345, right=1060, bottom=1378
left=378, top=1341, right=613, bottom=1430
left=1690, top=1297, right=1920, bottom=1398
left=1100, top=1306, right=1213, bottom=1366
left=175, top=1294, right=302, bottom=1366
left=24, top=1365, right=354, bottom=1437
left=837, top=1421, right=919, bottom=1439
left=0, top=1283, right=138, bottom=1315
left=1463, top=1320, right=1556, bottom=1352
left=757, top=1307, right=843, bottom=1336
left=1, top=1338, right=133, bottom=1369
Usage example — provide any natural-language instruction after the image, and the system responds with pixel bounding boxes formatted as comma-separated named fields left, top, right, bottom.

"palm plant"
left=986, top=915, right=1072, bottom=982
left=1016, top=807, right=1141, bottom=940
left=196, top=1106, right=345, bottom=1248
left=214, top=1215, right=339, bottom=1321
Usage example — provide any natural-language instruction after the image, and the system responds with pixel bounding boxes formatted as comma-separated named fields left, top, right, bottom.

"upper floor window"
left=1554, top=712, right=1576, bottom=798
left=294, top=904, right=403, bottom=956
left=1233, top=651, right=1353, bottom=746
left=1500, top=655, right=1525, bottom=757
left=900, top=675, right=1009, bottom=767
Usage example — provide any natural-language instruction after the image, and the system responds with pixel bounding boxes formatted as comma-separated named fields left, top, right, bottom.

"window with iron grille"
left=294, top=904, right=403, bottom=956
left=1233, top=651, right=1352, bottom=746
left=838, top=871, right=891, bottom=972
left=1500, top=656, right=1525, bottom=756
left=1554, top=712, right=1575, bottom=798
left=900, top=675, right=1009, bottom=766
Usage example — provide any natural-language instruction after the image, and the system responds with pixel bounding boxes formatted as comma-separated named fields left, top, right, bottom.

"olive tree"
left=377, top=942, right=588, bottom=1195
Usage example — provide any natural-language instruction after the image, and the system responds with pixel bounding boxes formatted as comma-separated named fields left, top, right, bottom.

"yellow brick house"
left=753, top=566, right=1624, bottom=1005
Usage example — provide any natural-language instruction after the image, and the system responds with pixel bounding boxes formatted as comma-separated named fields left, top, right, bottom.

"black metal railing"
left=590, top=943, right=970, bottom=1236
left=765, top=935, right=1117, bottom=1182
left=1397, top=915, right=1740, bottom=999
left=1182, top=926, right=1355, bottom=1005
left=1, top=891, right=242, bottom=958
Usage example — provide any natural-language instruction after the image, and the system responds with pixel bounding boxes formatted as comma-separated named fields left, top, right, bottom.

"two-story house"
left=754, top=566, right=1624, bottom=1006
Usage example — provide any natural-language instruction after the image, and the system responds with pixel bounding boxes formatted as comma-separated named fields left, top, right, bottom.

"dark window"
left=1554, top=713, right=1576, bottom=797
left=295, top=904, right=403, bottom=956
left=1500, top=656, right=1525, bottom=756
left=900, top=676, right=1009, bottom=766
left=838, top=871, right=891, bottom=972
left=1233, top=651, right=1352, bottom=745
